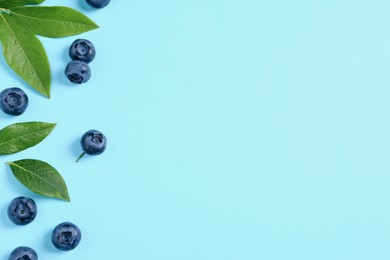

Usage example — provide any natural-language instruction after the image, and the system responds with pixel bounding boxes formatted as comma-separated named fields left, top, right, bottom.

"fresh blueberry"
left=69, top=39, right=96, bottom=63
left=51, top=222, right=82, bottom=251
left=86, top=0, right=111, bottom=8
left=82, top=130, right=107, bottom=155
left=65, top=60, right=91, bottom=84
left=76, top=130, right=107, bottom=162
left=7, top=197, right=37, bottom=226
left=8, top=246, right=38, bottom=260
left=0, top=87, right=28, bottom=116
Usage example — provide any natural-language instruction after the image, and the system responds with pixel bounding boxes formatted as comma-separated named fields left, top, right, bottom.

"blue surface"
left=2, top=0, right=390, bottom=259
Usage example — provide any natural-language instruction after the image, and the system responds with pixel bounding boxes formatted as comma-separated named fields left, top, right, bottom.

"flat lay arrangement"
left=0, top=0, right=110, bottom=259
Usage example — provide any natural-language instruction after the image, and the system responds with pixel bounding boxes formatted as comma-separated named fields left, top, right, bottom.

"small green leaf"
left=7, top=159, right=70, bottom=201
left=0, top=0, right=44, bottom=9
left=10, top=6, right=99, bottom=38
left=0, top=122, right=56, bottom=155
left=0, top=13, right=51, bottom=97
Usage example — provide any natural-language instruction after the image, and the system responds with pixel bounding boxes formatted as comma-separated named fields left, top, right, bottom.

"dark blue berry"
left=69, top=39, right=96, bottom=63
left=0, top=87, right=28, bottom=116
left=65, top=60, right=91, bottom=84
left=86, top=0, right=111, bottom=8
left=51, top=222, right=82, bottom=251
left=7, top=197, right=37, bottom=226
left=81, top=130, right=107, bottom=155
left=8, top=246, right=37, bottom=260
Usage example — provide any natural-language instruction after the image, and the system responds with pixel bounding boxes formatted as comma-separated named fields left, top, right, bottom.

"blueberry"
left=0, top=87, right=28, bottom=116
left=51, top=222, right=82, bottom=251
left=8, top=246, right=37, bottom=260
left=86, top=0, right=111, bottom=8
left=76, top=130, right=107, bottom=162
left=7, top=197, right=37, bottom=226
left=81, top=130, right=107, bottom=155
left=69, top=39, right=96, bottom=63
left=65, top=60, right=91, bottom=84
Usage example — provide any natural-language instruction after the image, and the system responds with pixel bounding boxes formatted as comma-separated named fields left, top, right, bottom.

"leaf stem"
left=75, top=152, right=86, bottom=163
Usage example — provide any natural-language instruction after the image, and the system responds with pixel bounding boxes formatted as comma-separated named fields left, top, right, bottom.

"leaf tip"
left=62, top=193, right=71, bottom=202
left=38, top=89, right=50, bottom=98
left=41, top=87, right=50, bottom=98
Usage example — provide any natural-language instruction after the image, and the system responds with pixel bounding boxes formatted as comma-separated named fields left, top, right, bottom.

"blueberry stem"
left=75, top=152, right=86, bottom=163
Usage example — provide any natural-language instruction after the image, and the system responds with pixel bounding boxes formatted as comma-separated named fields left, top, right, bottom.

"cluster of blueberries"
left=6, top=132, right=106, bottom=260
left=3, top=95, right=107, bottom=259
left=5, top=1, right=111, bottom=259
left=63, top=36, right=108, bottom=160
left=65, top=39, right=96, bottom=84
left=0, top=39, right=108, bottom=161
left=8, top=197, right=81, bottom=259
left=0, top=84, right=106, bottom=258
left=65, top=0, right=112, bottom=83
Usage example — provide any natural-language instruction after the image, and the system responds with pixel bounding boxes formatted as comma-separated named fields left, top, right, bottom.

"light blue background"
left=1, top=0, right=390, bottom=259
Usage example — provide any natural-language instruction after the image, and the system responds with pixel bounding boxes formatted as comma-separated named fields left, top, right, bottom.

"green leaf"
left=0, top=0, right=44, bottom=9
left=7, top=159, right=70, bottom=201
left=10, top=6, right=99, bottom=38
left=0, top=13, right=51, bottom=97
left=0, top=122, right=56, bottom=155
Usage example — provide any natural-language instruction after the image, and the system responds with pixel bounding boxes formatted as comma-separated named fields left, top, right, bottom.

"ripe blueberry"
left=69, top=39, right=96, bottom=63
left=51, top=222, right=82, bottom=251
left=81, top=130, right=107, bottom=155
left=65, top=60, right=91, bottom=84
left=8, top=246, right=38, bottom=260
left=76, top=130, right=107, bottom=162
left=0, top=87, right=28, bottom=116
left=86, top=0, right=111, bottom=8
left=7, top=197, right=37, bottom=226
